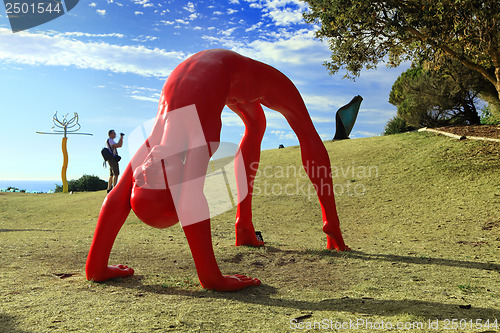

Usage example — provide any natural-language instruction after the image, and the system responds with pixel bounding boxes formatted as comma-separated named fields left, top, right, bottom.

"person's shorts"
left=108, top=159, right=120, bottom=176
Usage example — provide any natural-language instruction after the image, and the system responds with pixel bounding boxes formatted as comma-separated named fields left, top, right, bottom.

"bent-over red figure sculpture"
left=86, top=49, right=349, bottom=291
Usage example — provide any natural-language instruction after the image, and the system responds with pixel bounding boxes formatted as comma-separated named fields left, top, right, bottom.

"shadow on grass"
left=216, top=292, right=500, bottom=321
left=99, top=246, right=499, bottom=320
left=299, top=249, right=500, bottom=272
left=0, top=314, right=31, bottom=333
left=105, top=274, right=500, bottom=321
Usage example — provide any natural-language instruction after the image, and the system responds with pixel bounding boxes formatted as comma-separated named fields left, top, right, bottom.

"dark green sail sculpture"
left=333, top=95, right=363, bottom=140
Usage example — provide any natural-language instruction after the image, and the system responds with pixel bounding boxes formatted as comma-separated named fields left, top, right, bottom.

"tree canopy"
left=303, top=0, right=500, bottom=103
left=389, top=61, right=484, bottom=127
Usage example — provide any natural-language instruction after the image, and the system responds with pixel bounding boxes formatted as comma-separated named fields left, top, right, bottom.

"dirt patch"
left=435, top=125, right=500, bottom=139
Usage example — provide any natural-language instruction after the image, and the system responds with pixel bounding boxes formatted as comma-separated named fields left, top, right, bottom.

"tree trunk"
left=463, top=102, right=481, bottom=125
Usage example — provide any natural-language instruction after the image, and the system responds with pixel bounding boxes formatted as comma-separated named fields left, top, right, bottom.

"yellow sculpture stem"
left=61, top=137, right=69, bottom=193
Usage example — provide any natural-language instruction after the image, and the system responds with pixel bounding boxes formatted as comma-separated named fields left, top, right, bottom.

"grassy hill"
left=1, top=132, right=499, bottom=332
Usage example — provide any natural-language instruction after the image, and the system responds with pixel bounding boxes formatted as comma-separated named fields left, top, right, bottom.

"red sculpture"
left=86, top=49, right=349, bottom=291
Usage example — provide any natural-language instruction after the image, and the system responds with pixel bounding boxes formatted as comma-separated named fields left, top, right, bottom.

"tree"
left=389, top=61, right=485, bottom=127
left=303, top=0, right=500, bottom=117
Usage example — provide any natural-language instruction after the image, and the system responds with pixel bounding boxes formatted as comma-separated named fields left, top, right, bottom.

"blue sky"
left=0, top=0, right=408, bottom=181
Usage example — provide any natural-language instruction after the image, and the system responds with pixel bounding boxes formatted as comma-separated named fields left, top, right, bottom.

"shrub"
left=55, top=174, right=107, bottom=192
left=480, top=105, right=500, bottom=125
left=5, top=186, right=25, bottom=193
left=384, top=116, right=416, bottom=135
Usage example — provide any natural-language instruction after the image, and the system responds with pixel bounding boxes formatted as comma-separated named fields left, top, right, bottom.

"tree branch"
left=405, top=26, right=497, bottom=87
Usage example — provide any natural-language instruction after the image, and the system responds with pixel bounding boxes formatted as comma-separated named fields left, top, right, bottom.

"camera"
left=120, top=133, right=125, bottom=137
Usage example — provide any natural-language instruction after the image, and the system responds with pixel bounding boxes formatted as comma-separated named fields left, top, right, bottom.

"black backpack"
left=101, top=147, right=113, bottom=162
left=101, top=139, right=115, bottom=166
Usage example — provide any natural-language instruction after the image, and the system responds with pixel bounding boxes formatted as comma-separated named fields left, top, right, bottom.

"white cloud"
left=188, top=13, right=199, bottom=20
left=245, top=22, right=263, bottom=32
left=123, top=85, right=161, bottom=102
left=271, top=130, right=296, bottom=140
left=358, top=108, right=397, bottom=124
left=221, top=109, right=244, bottom=127
left=242, top=0, right=308, bottom=26
left=51, top=32, right=125, bottom=38
left=232, top=30, right=330, bottom=65
left=319, top=133, right=331, bottom=140
left=183, top=2, right=195, bottom=12
left=222, top=28, right=237, bottom=37
left=229, top=0, right=240, bottom=4
left=130, top=95, right=159, bottom=102
left=0, top=28, right=186, bottom=78
left=132, top=0, right=153, bottom=8
left=96, top=9, right=106, bottom=16
left=310, top=115, right=333, bottom=123
left=89, top=2, right=97, bottom=7
left=131, top=35, right=158, bottom=42
left=264, top=7, right=303, bottom=26
left=244, top=0, right=263, bottom=9
left=135, top=11, right=144, bottom=15
left=302, top=94, right=350, bottom=112
left=227, top=8, right=238, bottom=14
left=263, top=110, right=289, bottom=129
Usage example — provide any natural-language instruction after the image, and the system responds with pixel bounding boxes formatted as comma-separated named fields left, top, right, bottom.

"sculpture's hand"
left=201, top=274, right=261, bottom=291
left=87, top=264, right=135, bottom=282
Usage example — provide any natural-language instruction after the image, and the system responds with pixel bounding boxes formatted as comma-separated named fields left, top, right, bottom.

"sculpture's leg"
left=261, top=82, right=349, bottom=251
left=228, top=102, right=266, bottom=247
left=86, top=164, right=135, bottom=281
left=286, top=114, right=349, bottom=251
left=174, top=131, right=260, bottom=291
left=183, top=219, right=261, bottom=291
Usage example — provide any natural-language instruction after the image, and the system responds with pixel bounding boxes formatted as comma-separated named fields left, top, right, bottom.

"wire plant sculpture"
left=37, top=112, right=93, bottom=193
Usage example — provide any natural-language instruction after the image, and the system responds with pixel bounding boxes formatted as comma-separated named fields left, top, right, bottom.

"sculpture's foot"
left=202, top=274, right=261, bottom=291
left=235, top=227, right=265, bottom=247
left=87, top=265, right=135, bottom=282
left=323, top=223, right=350, bottom=251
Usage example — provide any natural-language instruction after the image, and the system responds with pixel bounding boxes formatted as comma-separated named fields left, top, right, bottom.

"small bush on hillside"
left=384, top=116, right=416, bottom=135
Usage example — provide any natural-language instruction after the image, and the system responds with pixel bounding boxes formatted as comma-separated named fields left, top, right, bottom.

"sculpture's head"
left=131, top=184, right=179, bottom=229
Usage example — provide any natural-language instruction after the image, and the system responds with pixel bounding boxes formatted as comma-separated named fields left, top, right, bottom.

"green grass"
left=1, top=132, right=499, bottom=332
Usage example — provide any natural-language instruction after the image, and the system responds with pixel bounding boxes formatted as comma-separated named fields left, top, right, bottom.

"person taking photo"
left=106, top=130, right=124, bottom=193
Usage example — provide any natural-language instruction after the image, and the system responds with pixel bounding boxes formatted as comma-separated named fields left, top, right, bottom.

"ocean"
left=0, top=180, right=62, bottom=193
